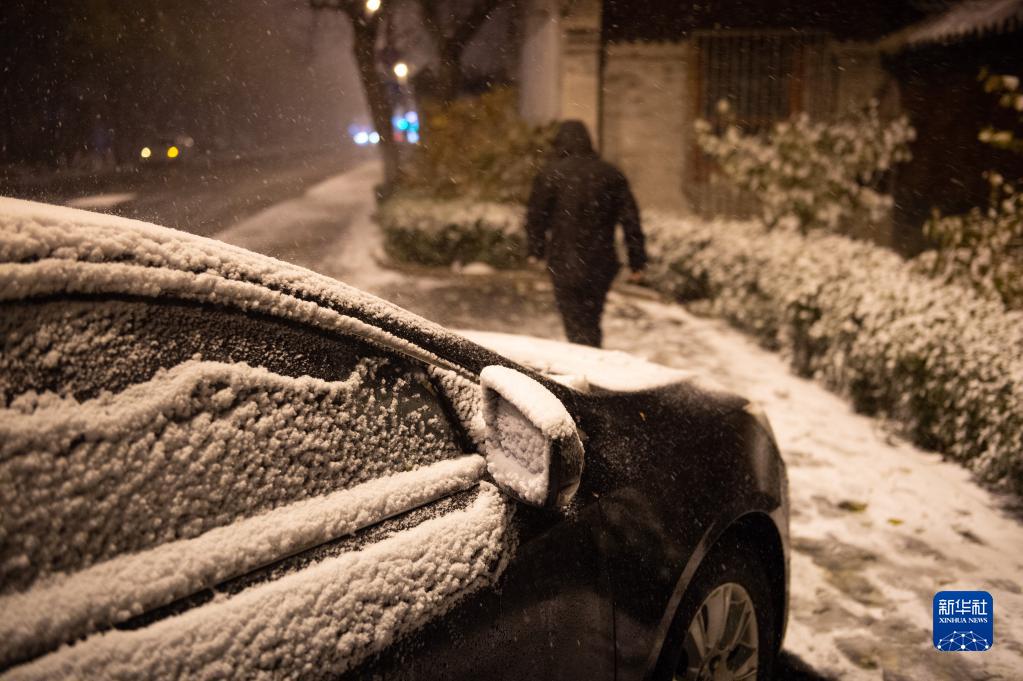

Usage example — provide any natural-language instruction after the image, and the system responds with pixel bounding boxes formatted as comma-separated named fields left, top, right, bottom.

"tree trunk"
left=352, top=21, right=400, bottom=191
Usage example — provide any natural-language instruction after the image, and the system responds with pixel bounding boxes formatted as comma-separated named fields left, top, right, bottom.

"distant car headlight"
left=140, top=147, right=152, bottom=159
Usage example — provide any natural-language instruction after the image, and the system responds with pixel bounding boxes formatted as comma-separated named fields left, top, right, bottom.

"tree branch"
left=450, top=0, right=504, bottom=50
left=418, top=0, right=447, bottom=52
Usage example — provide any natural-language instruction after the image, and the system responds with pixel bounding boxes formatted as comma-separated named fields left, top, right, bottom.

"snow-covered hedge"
left=916, top=173, right=1023, bottom=310
left=694, top=102, right=915, bottom=233
left=643, top=213, right=1023, bottom=493
left=377, top=196, right=526, bottom=269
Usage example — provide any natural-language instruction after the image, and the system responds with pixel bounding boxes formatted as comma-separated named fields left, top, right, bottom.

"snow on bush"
left=912, top=70, right=1023, bottom=310
left=0, top=455, right=487, bottom=669
left=977, top=69, right=1023, bottom=155
left=0, top=359, right=462, bottom=592
left=3, top=483, right=512, bottom=681
left=643, top=212, right=1023, bottom=493
left=376, top=196, right=526, bottom=269
left=694, top=101, right=915, bottom=233
left=402, top=88, right=553, bottom=204
left=916, top=173, right=1023, bottom=309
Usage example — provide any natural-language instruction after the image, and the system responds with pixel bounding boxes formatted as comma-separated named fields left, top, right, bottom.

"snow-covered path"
left=215, top=160, right=401, bottom=290
left=602, top=295, right=1023, bottom=681
left=217, top=162, right=1023, bottom=680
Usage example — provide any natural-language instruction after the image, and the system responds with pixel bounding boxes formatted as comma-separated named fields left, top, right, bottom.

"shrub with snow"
left=913, top=71, right=1023, bottom=310
left=694, top=102, right=915, bottom=233
left=977, top=69, right=1023, bottom=155
left=643, top=213, right=1023, bottom=493
left=402, top=88, right=553, bottom=204
left=915, top=173, right=1023, bottom=309
left=376, top=196, right=526, bottom=269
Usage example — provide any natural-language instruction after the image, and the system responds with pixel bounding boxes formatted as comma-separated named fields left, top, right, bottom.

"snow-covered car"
left=0, top=199, right=789, bottom=681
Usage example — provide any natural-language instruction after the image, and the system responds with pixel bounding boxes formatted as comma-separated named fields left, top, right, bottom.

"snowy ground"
left=217, top=162, right=1023, bottom=680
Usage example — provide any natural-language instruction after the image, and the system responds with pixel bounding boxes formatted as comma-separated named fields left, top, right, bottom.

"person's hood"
left=551, top=120, right=595, bottom=158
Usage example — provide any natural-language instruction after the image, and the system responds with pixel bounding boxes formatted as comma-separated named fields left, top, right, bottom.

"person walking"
left=525, top=120, right=647, bottom=347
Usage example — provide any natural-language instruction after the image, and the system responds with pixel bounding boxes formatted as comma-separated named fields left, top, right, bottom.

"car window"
left=0, top=296, right=465, bottom=594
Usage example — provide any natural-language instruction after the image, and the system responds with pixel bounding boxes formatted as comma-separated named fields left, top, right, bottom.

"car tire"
left=657, top=533, right=778, bottom=681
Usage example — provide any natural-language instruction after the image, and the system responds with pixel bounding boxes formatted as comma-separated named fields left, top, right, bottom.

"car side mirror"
left=480, top=365, right=585, bottom=509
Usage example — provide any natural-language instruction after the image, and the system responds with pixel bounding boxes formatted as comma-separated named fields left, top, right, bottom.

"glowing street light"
left=393, top=61, right=408, bottom=81
left=365, top=0, right=381, bottom=13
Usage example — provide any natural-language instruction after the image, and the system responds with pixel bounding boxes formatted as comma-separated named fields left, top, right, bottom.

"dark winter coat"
left=525, top=121, right=647, bottom=289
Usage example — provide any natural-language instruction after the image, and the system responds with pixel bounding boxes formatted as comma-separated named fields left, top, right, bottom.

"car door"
left=0, top=293, right=612, bottom=680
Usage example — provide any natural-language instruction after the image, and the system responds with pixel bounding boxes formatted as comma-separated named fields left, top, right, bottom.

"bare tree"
left=310, top=0, right=401, bottom=189
left=417, top=0, right=505, bottom=103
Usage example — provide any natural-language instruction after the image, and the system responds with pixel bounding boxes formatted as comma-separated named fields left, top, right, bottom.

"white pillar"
left=559, top=0, right=602, bottom=142
left=518, top=0, right=562, bottom=125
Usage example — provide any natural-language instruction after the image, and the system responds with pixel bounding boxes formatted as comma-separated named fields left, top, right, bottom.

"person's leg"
left=552, top=283, right=586, bottom=344
left=553, top=281, right=608, bottom=347
left=580, top=283, right=610, bottom=347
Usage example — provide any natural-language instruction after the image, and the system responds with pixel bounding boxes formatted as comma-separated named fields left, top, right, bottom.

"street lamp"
left=365, top=0, right=380, bottom=13
left=393, top=61, right=409, bottom=81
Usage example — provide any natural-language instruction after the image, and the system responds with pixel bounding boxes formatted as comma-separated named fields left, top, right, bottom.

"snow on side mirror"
left=480, top=365, right=584, bottom=509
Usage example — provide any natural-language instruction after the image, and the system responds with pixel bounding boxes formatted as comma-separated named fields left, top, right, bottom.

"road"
left=5, top=146, right=374, bottom=238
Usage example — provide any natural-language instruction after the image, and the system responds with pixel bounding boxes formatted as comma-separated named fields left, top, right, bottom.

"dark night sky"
left=1, top=0, right=366, bottom=164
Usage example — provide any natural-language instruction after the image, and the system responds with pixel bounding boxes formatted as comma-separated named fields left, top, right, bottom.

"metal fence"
left=687, top=30, right=837, bottom=219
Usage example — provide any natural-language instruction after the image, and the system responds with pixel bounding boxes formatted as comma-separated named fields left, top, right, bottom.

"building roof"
left=602, top=0, right=924, bottom=43
left=881, top=0, right=1023, bottom=50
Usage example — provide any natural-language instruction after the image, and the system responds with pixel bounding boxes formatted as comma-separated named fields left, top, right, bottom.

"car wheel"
left=663, top=536, right=778, bottom=681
